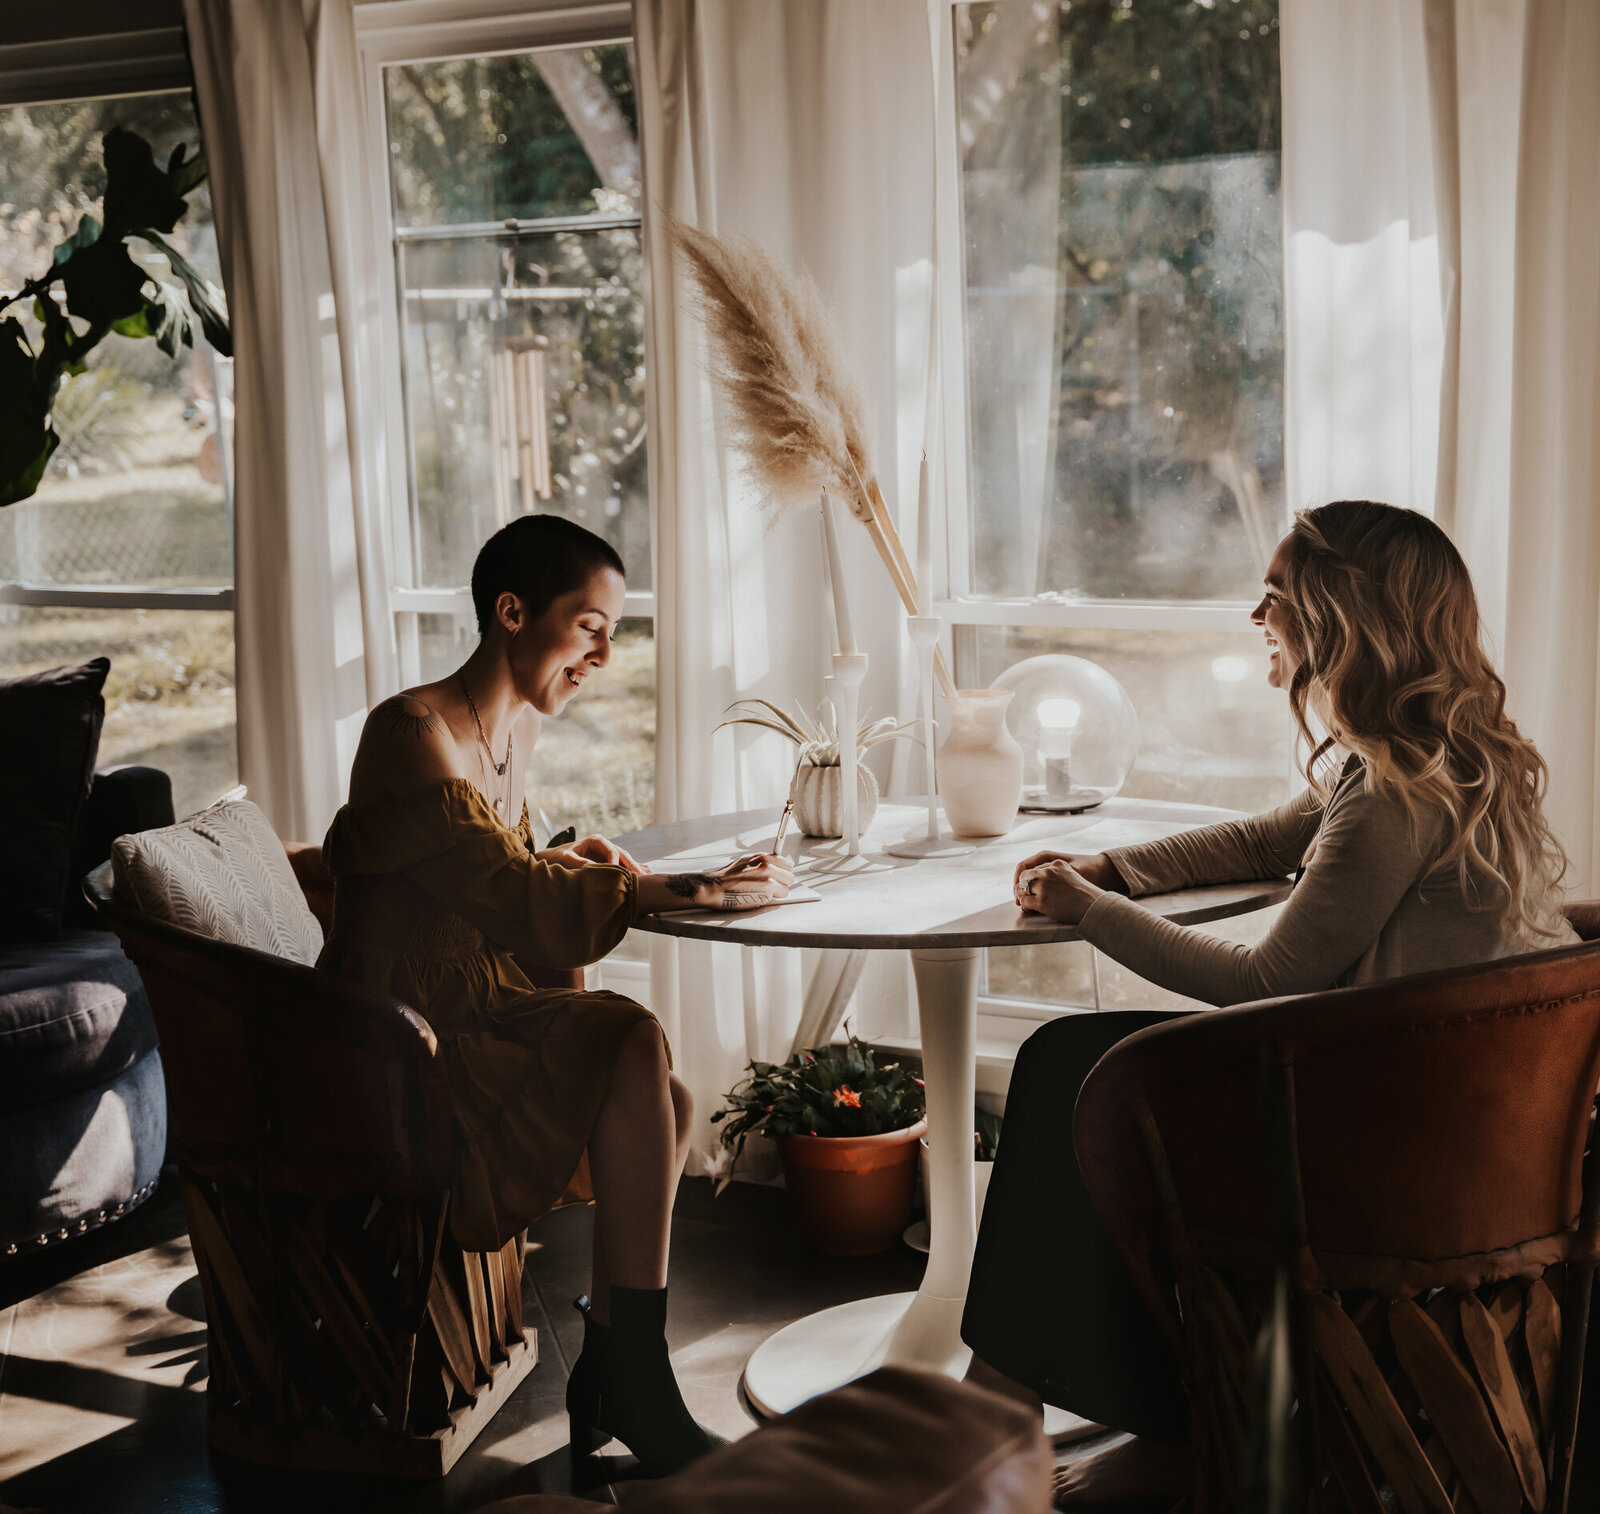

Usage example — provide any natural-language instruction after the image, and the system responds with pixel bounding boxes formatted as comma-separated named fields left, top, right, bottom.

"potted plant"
left=715, top=699, right=917, bottom=839
left=1, top=127, right=230, bottom=507
left=712, top=1033, right=927, bottom=1256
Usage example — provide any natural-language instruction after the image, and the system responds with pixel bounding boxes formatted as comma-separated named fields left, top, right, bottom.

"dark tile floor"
left=0, top=1173, right=931, bottom=1513
left=15, top=1179, right=1591, bottom=1514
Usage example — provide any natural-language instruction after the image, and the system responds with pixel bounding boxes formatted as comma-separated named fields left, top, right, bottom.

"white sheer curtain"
left=635, top=0, right=936, bottom=1166
left=1283, top=0, right=1600, bottom=895
left=1424, top=0, right=1600, bottom=895
left=1279, top=0, right=1444, bottom=517
left=184, top=0, right=396, bottom=842
left=1490, top=0, right=1600, bottom=897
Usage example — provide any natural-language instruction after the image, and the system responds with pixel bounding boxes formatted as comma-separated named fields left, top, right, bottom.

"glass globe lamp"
left=987, top=654, right=1139, bottom=812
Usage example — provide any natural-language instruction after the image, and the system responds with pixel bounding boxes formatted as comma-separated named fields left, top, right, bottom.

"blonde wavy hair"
left=1279, top=500, right=1568, bottom=944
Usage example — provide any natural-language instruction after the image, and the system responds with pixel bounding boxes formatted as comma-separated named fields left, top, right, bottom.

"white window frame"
left=929, top=0, right=1291, bottom=1028
left=0, top=68, right=235, bottom=622
left=352, top=0, right=652, bottom=696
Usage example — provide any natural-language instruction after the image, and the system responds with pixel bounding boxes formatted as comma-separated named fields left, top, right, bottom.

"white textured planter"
left=794, top=762, right=880, bottom=839
left=937, top=689, right=1023, bottom=837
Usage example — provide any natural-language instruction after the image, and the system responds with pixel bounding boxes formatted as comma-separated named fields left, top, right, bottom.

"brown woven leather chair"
left=1075, top=917, right=1600, bottom=1514
left=85, top=845, right=580, bottom=1477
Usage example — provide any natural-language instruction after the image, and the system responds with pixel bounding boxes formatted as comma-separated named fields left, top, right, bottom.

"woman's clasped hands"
left=1012, top=850, right=1125, bottom=925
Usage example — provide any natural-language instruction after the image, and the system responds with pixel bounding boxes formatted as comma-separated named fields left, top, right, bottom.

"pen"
left=772, top=753, right=805, bottom=853
left=772, top=799, right=795, bottom=854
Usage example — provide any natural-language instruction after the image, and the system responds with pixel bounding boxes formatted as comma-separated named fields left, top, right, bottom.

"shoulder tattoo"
left=380, top=696, right=441, bottom=740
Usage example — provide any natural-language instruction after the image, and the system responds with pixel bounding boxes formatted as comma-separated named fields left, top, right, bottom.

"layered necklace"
left=459, top=671, right=513, bottom=815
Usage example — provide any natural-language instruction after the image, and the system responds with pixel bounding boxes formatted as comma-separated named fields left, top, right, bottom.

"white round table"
left=615, top=797, right=1290, bottom=1421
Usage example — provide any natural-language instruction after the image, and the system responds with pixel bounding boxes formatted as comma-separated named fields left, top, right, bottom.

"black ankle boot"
left=567, top=1285, right=720, bottom=1477
left=566, top=1295, right=608, bottom=1457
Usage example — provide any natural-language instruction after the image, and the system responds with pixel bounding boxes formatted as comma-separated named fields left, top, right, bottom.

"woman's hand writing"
left=637, top=853, right=795, bottom=913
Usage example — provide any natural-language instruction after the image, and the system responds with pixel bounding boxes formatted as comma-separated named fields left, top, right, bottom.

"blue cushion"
left=0, top=1048, right=166, bottom=1250
left=0, top=929, right=157, bottom=1111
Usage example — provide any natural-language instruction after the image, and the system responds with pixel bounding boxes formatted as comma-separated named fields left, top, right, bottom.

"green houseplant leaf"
left=0, top=319, right=57, bottom=506
left=58, top=233, right=150, bottom=328
left=103, top=125, right=190, bottom=235
left=135, top=230, right=231, bottom=357
left=0, top=127, right=230, bottom=506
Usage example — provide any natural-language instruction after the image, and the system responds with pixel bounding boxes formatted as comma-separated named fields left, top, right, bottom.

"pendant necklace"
left=460, top=672, right=513, bottom=812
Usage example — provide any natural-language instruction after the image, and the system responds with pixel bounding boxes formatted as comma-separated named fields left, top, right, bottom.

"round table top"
left=613, top=797, right=1291, bottom=952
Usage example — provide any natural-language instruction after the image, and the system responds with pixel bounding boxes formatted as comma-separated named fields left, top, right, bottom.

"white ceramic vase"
left=794, top=761, right=880, bottom=839
left=937, top=689, right=1023, bottom=837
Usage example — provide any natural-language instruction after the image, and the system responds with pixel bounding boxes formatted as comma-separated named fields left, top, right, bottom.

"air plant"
left=672, top=218, right=957, bottom=701
left=716, top=697, right=919, bottom=768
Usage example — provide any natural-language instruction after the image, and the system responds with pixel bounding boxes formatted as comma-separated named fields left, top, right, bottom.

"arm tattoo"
left=718, top=890, right=776, bottom=911
left=381, top=697, right=440, bottom=740
left=667, top=872, right=718, bottom=899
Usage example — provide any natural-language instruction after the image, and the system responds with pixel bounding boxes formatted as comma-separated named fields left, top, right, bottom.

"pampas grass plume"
left=670, top=216, right=877, bottom=524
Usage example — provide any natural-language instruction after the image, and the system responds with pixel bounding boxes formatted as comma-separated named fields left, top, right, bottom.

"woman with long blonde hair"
left=961, top=502, right=1579, bottom=1508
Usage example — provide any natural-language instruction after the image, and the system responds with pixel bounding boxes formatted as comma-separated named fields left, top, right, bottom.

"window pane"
left=0, top=95, right=230, bottom=589
left=963, top=622, right=1291, bottom=1010
left=395, top=227, right=649, bottom=591
left=414, top=614, right=655, bottom=842
left=961, top=623, right=1292, bottom=811
left=955, top=1, right=1284, bottom=601
left=385, top=46, right=640, bottom=226
left=986, top=906, right=1283, bottom=1012
left=0, top=606, right=238, bottom=820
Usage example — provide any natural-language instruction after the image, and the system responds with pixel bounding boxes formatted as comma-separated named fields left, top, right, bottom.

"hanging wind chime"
left=487, top=242, right=554, bottom=523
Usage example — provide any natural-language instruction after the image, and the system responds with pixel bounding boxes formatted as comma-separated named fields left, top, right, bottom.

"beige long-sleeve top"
left=1079, top=757, right=1577, bottom=1007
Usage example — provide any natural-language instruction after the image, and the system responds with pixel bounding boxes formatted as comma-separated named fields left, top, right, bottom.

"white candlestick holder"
left=831, top=652, right=869, bottom=855
left=887, top=615, right=973, bottom=859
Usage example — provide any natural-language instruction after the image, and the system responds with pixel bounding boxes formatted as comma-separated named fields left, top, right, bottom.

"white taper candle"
left=819, top=487, right=857, bottom=655
left=916, top=451, right=932, bottom=616
left=819, top=512, right=840, bottom=656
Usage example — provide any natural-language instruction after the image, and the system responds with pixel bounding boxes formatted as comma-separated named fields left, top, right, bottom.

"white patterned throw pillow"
left=111, top=799, right=324, bottom=966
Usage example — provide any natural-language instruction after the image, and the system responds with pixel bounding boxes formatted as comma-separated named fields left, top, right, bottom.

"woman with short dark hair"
left=320, top=514, right=792, bottom=1476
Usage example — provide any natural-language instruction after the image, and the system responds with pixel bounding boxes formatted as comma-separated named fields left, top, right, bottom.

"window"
left=363, top=17, right=655, bottom=846
left=0, top=93, right=236, bottom=820
left=942, top=0, right=1288, bottom=1016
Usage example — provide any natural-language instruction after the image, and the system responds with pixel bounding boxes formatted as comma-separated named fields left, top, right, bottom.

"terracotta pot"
left=793, top=761, right=880, bottom=839
left=776, top=1119, right=928, bottom=1256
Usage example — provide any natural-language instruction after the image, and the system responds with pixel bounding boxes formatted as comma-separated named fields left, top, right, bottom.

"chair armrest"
left=99, top=895, right=453, bottom=1200
left=283, top=841, right=335, bottom=935
left=1565, top=900, right=1600, bottom=942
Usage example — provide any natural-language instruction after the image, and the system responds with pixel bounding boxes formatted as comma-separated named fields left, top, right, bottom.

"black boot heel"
left=566, top=1295, right=610, bottom=1459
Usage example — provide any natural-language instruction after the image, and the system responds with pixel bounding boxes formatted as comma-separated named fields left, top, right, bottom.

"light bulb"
left=1036, top=697, right=1081, bottom=799
left=1037, top=697, right=1082, bottom=730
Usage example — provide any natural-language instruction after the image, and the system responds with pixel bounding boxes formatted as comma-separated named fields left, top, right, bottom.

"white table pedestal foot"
left=743, top=948, right=981, bottom=1418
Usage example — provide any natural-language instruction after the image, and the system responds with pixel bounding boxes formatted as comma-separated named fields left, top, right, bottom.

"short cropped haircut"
left=469, top=514, right=626, bottom=636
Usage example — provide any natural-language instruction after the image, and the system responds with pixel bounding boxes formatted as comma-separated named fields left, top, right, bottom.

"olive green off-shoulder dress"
left=318, top=777, right=657, bottom=1251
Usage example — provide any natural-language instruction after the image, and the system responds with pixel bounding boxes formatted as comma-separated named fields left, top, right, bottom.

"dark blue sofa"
left=0, top=766, right=173, bottom=1256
